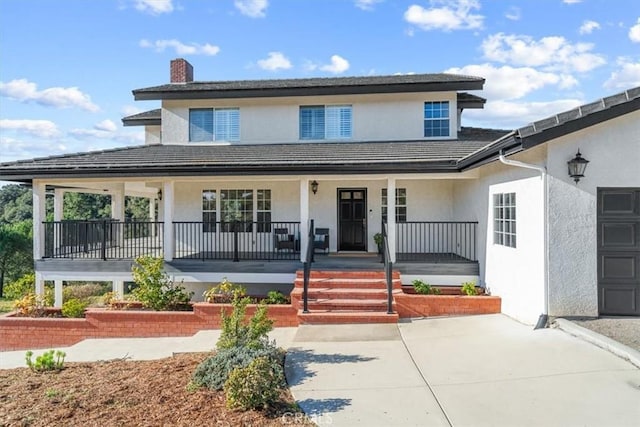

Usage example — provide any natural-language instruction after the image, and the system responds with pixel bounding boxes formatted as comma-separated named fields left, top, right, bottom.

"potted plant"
left=373, top=233, right=384, bottom=254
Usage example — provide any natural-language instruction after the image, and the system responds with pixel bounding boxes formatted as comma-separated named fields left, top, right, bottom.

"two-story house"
left=1, top=58, right=638, bottom=324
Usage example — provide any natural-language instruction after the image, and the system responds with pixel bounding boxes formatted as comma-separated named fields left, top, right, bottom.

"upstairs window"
left=190, top=108, right=239, bottom=142
left=424, top=101, right=449, bottom=137
left=300, top=105, right=352, bottom=140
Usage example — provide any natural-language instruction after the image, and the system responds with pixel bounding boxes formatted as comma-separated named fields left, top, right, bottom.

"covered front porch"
left=32, top=172, right=482, bottom=306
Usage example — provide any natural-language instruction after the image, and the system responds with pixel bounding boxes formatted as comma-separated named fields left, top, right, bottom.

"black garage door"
left=598, top=188, right=640, bottom=316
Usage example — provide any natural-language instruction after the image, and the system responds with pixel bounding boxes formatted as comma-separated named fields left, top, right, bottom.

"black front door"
left=338, top=189, right=367, bottom=251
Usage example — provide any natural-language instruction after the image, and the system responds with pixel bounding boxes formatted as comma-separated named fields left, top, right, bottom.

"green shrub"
left=13, top=293, right=50, bottom=317
left=412, top=279, right=441, bottom=295
left=131, top=256, right=192, bottom=310
left=461, top=281, right=478, bottom=296
left=5, top=273, right=35, bottom=299
left=203, top=277, right=246, bottom=303
left=224, top=356, right=285, bottom=410
left=61, top=298, right=88, bottom=318
left=25, top=349, right=66, bottom=372
left=217, top=294, right=273, bottom=350
left=62, top=283, right=107, bottom=300
left=192, top=344, right=283, bottom=391
left=264, top=290, right=289, bottom=305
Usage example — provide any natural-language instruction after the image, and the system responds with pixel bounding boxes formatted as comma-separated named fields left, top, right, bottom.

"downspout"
left=498, top=150, right=549, bottom=330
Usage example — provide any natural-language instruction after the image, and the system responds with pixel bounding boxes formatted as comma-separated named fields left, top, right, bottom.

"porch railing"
left=382, top=221, right=394, bottom=314
left=43, top=220, right=163, bottom=260
left=173, top=221, right=301, bottom=261
left=302, top=219, right=315, bottom=313
left=395, top=221, right=478, bottom=262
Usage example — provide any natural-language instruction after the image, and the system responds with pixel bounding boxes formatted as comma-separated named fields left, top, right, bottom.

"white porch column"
left=112, top=280, right=125, bottom=299
left=54, top=280, right=63, bottom=308
left=32, top=181, right=46, bottom=260
left=387, top=177, right=397, bottom=263
left=53, top=189, right=65, bottom=256
left=163, top=181, right=175, bottom=261
left=300, top=179, right=310, bottom=262
left=111, top=184, right=125, bottom=221
left=34, top=271, right=45, bottom=298
left=111, top=184, right=126, bottom=248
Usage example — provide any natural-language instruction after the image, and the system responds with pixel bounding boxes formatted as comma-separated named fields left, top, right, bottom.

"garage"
left=598, top=188, right=640, bottom=316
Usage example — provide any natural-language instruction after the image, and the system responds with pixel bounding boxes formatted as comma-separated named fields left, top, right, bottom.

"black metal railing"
left=302, top=219, right=315, bottom=313
left=395, top=221, right=478, bottom=262
left=43, top=220, right=163, bottom=260
left=382, top=221, right=394, bottom=314
left=173, top=221, right=301, bottom=261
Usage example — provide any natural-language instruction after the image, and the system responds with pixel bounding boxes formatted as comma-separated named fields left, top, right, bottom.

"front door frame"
left=337, top=188, right=368, bottom=252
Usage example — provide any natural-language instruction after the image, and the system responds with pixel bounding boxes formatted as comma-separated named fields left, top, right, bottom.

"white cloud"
left=464, top=98, right=583, bottom=128
left=355, top=0, right=383, bottom=11
left=563, top=0, right=582, bottom=4
left=234, top=0, right=268, bottom=18
left=404, top=0, right=484, bottom=32
left=319, top=55, right=350, bottom=74
left=0, top=135, right=70, bottom=162
left=481, top=33, right=606, bottom=73
left=505, top=7, right=521, bottom=21
left=139, top=39, right=220, bottom=56
left=94, top=119, right=118, bottom=132
left=121, top=105, right=144, bottom=117
left=629, top=18, right=640, bottom=43
left=0, top=79, right=100, bottom=112
left=579, top=20, right=600, bottom=35
left=445, top=63, right=577, bottom=101
left=134, top=0, right=173, bottom=15
left=0, top=119, right=62, bottom=138
left=604, top=58, right=640, bottom=89
left=257, top=52, right=292, bottom=71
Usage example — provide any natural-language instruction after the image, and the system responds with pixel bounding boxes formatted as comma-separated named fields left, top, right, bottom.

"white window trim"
left=493, top=192, right=516, bottom=248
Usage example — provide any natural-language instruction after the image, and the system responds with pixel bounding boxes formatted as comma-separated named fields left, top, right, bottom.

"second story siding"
left=161, top=91, right=458, bottom=144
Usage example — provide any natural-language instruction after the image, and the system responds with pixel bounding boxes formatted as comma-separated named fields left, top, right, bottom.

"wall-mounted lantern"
left=311, top=180, right=319, bottom=195
left=567, top=150, right=589, bottom=184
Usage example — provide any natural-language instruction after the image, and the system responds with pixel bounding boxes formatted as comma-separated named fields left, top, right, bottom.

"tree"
left=0, top=184, right=33, bottom=223
left=0, top=221, right=33, bottom=298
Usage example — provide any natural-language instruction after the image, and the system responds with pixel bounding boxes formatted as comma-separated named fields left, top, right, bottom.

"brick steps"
left=297, top=310, right=399, bottom=325
left=292, top=269, right=399, bottom=324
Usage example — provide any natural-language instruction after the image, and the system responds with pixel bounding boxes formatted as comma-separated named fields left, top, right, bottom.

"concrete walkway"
left=286, top=314, right=640, bottom=427
left=2, top=315, right=639, bottom=426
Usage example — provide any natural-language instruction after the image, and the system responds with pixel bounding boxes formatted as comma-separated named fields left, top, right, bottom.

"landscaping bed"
left=0, top=352, right=308, bottom=426
left=395, top=283, right=501, bottom=318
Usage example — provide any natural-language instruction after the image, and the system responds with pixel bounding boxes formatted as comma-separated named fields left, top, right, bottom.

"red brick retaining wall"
left=395, top=293, right=501, bottom=318
left=0, top=303, right=298, bottom=351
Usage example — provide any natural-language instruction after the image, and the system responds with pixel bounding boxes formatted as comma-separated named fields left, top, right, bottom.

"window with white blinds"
left=300, top=105, right=352, bottom=140
left=189, top=108, right=239, bottom=142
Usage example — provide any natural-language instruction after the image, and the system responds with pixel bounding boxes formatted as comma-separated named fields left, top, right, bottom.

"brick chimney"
left=170, top=58, right=193, bottom=84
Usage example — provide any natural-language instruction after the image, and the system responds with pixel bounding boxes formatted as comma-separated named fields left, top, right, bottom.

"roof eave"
left=133, top=81, right=485, bottom=101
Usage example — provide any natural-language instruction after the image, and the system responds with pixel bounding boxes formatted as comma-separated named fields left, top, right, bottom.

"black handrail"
left=395, top=221, right=478, bottom=262
left=43, top=220, right=163, bottom=260
left=302, top=219, right=315, bottom=314
left=382, top=221, right=394, bottom=314
left=173, top=221, right=301, bottom=261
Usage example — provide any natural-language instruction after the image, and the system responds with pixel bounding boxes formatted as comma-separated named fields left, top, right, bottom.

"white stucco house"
left=1, top=58, right=638, bottom=325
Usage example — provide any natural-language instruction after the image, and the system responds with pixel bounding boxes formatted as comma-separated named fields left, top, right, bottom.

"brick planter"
left=0, top=303, right=298, bottom=351
left=394, top=293, right=501, bottom=318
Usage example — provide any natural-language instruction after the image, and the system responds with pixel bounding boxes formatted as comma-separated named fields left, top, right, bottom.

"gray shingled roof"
left=121, top=109, right=161, bottom=126
left=0, top=128, right=509, bottom=180
left=133, top=73, right=485, bottom=100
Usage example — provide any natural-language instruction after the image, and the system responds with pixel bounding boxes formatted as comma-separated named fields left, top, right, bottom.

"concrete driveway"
left=285, top=314, right=640, bottom=427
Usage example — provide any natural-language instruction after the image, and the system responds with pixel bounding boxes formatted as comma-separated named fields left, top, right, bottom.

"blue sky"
left=0, top=0, right=638, bottom=163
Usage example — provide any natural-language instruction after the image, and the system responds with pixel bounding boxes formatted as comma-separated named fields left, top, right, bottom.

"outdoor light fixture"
left=311, top=180, right=319, bottom=195
left=567, top=150, right=589, bottom=184
left=157, top=189, right=163, bottom=201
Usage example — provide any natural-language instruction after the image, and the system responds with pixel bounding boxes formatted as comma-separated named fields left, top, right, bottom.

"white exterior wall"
left=453, top=147, right=547, bottom=325
left=545, top=111, right=640, bottom=317
left=161, top=92, right=457, bottom=144
left=145, top=126, right=161, bottom=144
